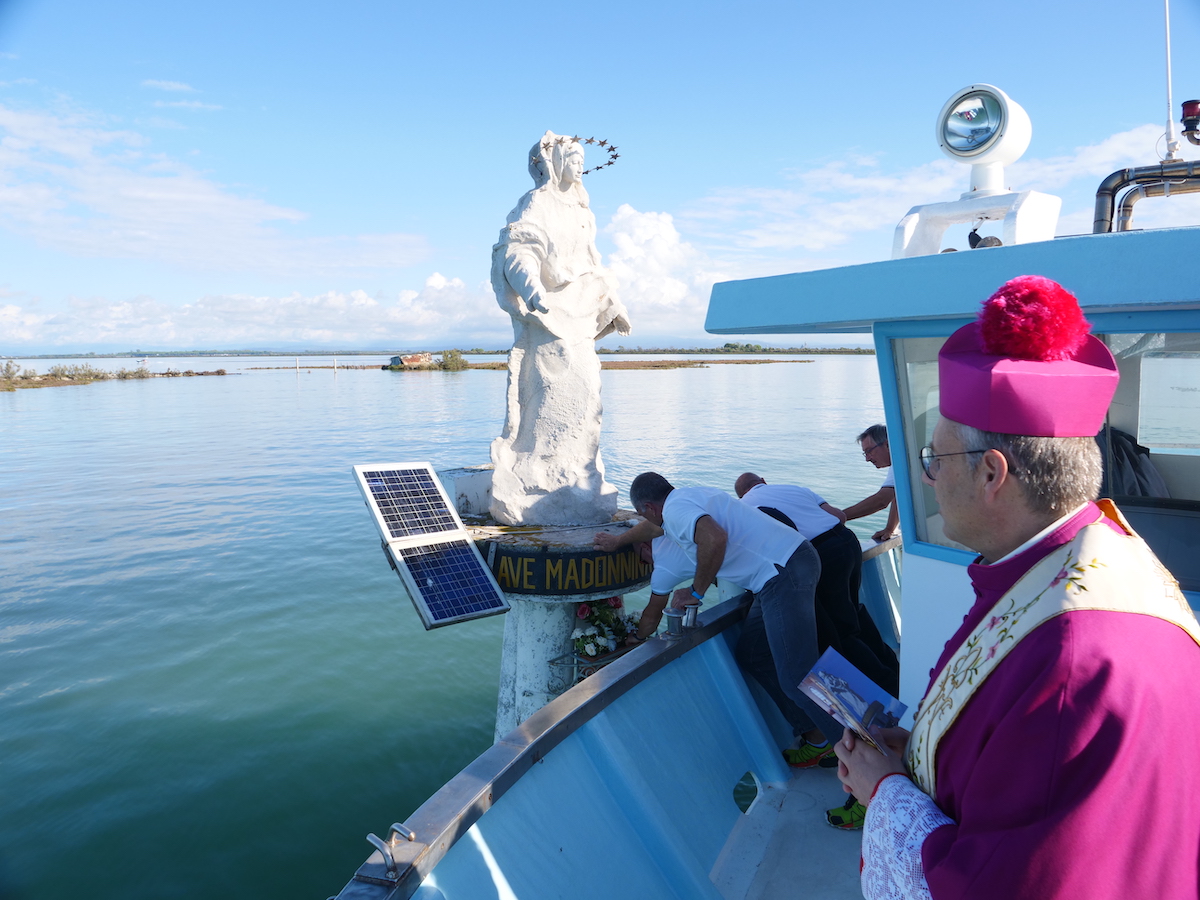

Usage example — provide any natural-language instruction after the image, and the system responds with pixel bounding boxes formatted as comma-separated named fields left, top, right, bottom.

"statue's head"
left=553, top=141, right=584, bottom=187
left=528, top=130, right=586, bottom=190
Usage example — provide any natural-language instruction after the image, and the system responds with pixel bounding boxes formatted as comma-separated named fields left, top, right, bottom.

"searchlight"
left=936, top=84, right=1032, bottom=197
left=892, top=84, right=1059, bottom=258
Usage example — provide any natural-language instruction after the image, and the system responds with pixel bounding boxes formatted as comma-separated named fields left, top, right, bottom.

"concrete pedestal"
left=473, top=517, right=652, bottom=739
left=439, top=467, right=653, bottom=739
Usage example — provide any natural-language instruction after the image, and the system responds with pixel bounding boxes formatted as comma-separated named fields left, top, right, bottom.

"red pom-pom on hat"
left=979, top=275, right=1090, bottom=361
left=940, top=275, right=1118, bottom=436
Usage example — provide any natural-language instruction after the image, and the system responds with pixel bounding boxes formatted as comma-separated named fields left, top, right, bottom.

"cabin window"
left=893, top=331, right=1200, bottom=592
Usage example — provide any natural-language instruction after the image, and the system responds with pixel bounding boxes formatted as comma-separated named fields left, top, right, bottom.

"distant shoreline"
left=261, top=358, right=819, bottom=372
left=7, top=344, right=874, bottom=360
left=4, top=355, right=843, bottom=390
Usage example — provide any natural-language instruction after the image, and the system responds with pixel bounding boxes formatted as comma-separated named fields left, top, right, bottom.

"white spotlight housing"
left=936, top=84, right=1032, bottom=197
left=891, top=84, right=1059, bottom=258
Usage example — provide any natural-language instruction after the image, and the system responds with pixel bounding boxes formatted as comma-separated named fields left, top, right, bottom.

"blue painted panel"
left=425, top=639, right=791, bottom=900
left=705, top=227, right=1200, bottom=335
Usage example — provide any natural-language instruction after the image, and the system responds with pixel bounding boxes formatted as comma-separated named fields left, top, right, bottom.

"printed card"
left=799, top=647, right=907, bottom=755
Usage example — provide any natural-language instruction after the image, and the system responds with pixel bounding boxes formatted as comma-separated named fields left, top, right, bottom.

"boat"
left=330, top=84, right=1200, bottom=899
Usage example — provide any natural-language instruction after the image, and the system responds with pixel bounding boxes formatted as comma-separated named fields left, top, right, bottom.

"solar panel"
left=393, top=538, right=509, bottom=629
left=359, top=466, right=460, bottom=539
left=353, top=463, right=509, bottom=629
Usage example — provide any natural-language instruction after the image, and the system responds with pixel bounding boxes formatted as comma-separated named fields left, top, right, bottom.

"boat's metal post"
left=364, top=833, right=399, bottom=880
left=388, top=822, right=415, bottom=843
left=663, top=607, right=684, bottom=639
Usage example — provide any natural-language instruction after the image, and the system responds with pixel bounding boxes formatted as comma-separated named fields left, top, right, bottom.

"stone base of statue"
left=440, top=466, right=650, bottom=738
left=475, top=516, right=650, bottom=738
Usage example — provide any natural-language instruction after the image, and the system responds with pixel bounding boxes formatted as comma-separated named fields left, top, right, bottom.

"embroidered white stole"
left=907, top=500, right=1200, bottom=797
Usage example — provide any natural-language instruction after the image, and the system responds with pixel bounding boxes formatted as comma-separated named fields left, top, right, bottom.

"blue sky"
left=1, top=0, right=1199, bottom=353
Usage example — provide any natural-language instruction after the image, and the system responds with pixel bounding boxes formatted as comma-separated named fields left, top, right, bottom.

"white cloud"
left=1016, top=125, right=1200, bottom=235
left=679, top=156, right=962, bottom=256
left=5, top=121, right=1199, bottom=353
left=0, top=104, right=429, bottom=274
left=0, top=302, right=52, bottom=344
left=601, top=126, right=1200, bottom=343
left=603, top=204, right=728, bottom=339
left=673, top=125, right=1200, bottom=268
left=1012, top=125, right=1200, bottom=189
left=142, top=80, right=196, bottom=92
left=0, top=277, right=511, bottom=351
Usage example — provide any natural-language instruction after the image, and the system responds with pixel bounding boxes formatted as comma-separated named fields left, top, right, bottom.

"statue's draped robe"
left=489, top=181, right=627, bottom=526
left=865, top=501, right=1200, bottom=899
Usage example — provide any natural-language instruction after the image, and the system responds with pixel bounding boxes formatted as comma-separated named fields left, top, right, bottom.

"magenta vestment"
left=920, top=502, right=1200, bottom=899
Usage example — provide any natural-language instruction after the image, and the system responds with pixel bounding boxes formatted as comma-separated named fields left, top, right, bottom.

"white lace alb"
left=861, top=774, right=953, bottom=900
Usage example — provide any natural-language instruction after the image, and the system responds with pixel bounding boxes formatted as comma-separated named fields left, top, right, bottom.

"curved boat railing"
left=333, top=592, right=756, bottom=899
left=332, top=538, right=903, bottom=900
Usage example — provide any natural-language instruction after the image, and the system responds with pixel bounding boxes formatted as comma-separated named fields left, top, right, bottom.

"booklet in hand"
left=799, top=647, right=907, bottom=756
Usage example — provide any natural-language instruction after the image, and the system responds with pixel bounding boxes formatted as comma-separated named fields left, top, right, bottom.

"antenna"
left=1165, top=0, right=1181, bottom=160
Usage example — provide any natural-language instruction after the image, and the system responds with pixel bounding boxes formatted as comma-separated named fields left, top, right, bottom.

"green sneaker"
left=782, top=741, right=837, bottom=769
left=826, top=796, right=866, bottom=829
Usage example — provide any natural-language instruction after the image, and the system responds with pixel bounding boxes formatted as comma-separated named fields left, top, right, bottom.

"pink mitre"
left=939, top=275, right=1118, bottom=437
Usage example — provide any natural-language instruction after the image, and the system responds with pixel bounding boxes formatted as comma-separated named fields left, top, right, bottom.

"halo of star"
left=529, top=135, right=621, bottom=176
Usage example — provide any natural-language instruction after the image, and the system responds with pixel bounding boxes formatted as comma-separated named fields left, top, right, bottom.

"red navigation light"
left=1183, top=100, right=1200, bottom=145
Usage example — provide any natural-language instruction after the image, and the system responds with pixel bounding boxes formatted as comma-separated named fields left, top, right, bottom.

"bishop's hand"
left=834, top=727, right=910, bottom=805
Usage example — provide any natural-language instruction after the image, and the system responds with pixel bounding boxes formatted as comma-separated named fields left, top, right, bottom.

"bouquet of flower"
left=571, top=596, right=639, bottom=657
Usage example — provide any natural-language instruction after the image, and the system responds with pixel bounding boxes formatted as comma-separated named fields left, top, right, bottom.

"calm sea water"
left=0, top=355, right=885, bottom=900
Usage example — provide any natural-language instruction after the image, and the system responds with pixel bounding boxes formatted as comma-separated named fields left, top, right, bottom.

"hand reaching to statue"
left=593, top=531, right=622, bottom=552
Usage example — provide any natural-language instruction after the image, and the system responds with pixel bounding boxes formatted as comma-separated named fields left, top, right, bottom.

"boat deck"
left=719, top=766, right=863, bottom=899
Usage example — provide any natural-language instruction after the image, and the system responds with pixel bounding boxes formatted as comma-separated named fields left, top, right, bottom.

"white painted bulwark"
left=489, top=131, right=631, bottom=526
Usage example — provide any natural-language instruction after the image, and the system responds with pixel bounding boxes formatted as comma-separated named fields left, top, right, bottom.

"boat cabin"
left=708, top=225, right=1200, bottom=708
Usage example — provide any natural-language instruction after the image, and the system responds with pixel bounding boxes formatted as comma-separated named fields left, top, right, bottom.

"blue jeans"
left=735, top=541, right=842, bottom=744
left=813, top=523, right=899, bottom=695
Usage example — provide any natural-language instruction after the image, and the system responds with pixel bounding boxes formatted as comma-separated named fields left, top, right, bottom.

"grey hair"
left=630, top=472, right=675, bottom=510
left=953, top=422, right=1102, bottom=516
left=857, top=424, right=888, bottom=446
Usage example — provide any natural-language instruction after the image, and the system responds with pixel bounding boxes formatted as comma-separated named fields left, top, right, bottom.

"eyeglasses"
left=862, top=441, right=885, bottom=458
left=919, top=445, right=986, bottom=479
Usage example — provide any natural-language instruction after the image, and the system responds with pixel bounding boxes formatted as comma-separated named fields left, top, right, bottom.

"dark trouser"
left=734, top=542, right=842, bottom=744
left=811, top=523, right=899, bottom=696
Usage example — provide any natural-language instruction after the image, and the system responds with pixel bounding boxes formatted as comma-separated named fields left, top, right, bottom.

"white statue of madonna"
left=489, top=131, right=631, bottom=526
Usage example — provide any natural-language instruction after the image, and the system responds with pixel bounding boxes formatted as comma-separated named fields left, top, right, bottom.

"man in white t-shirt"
left=624, top=535, right=698, bottom=643
left=618, top=472, right=842, bottom=753
left=735, top=472, right=898, bottom=694
left=842, top=424, right=899, bottom=542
